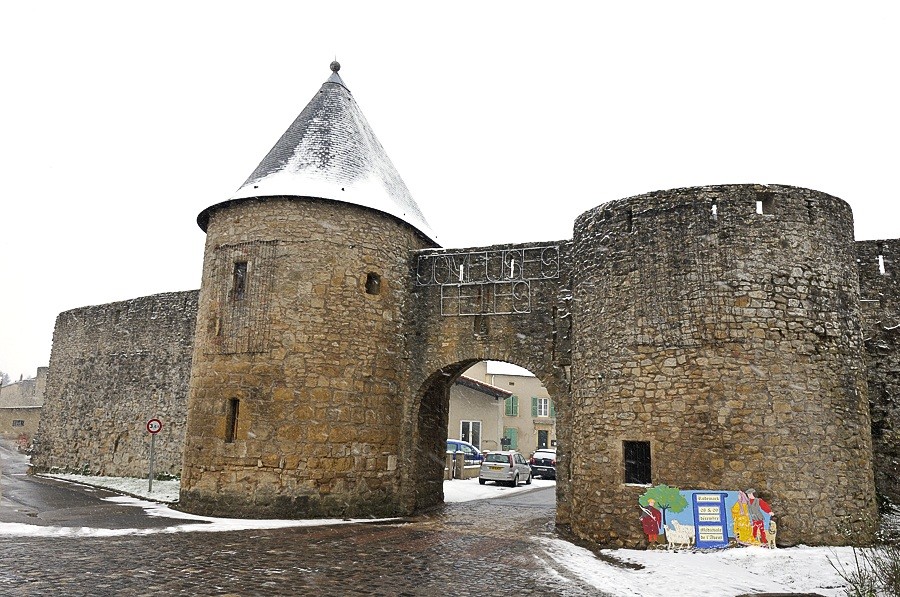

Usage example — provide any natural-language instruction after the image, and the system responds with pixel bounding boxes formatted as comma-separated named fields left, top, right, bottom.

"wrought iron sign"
left=415, top=245, right=560, bottom=315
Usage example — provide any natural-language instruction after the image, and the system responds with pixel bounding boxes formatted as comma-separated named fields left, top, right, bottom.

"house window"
left=232, top=261, right=248, bottom=301
left=532, top=397, right=553, bottom=418
left=503, top=427, right=519, bottom=450
left=505, top=395, right=519, bottom=416
left=11, top=420, right=24, bottom=427
left=624, top=440, right=651, bottom=484
left=460, top=420, right=481, bottom=448
left=225, top=398, right=240, bottom=443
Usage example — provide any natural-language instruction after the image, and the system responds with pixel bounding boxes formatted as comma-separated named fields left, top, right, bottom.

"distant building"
left=447, top=374, right=509, bottom=452
left=0, top=367, right=46, bottom=448
left=462, top=361, right=557, bottom=456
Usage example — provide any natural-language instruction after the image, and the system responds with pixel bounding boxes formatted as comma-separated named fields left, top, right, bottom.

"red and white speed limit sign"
left=146, top=419, right=163, bottom=434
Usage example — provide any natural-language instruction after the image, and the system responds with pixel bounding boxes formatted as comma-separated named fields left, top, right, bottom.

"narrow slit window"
left=711, top=201, right=718, bottom=220
left=623, top=440, right=651, bottom=484
left=365, top=272, right=381, bottom=295
left=233, top=261, right=248, bottom=301
left=879, top=255, right=886, bottom=275
left=225, top=398, right=239, bottom=443
left=474, top=314, right=488, bottom=337
left=626, top=210, right=634, bottom=232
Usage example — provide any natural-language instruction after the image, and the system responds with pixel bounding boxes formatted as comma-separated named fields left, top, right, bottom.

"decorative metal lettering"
left=416, top=246, right=559, bottom=315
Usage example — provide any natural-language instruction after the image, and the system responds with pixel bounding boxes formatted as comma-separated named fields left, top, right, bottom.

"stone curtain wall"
left=858, top=239, right=900, bottom=505
left=569, top=185, right=877, bottom=547
left=33, top=291, right=197, bottom=477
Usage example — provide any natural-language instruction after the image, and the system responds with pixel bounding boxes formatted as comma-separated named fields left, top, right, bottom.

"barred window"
left=624, top=440, right=651, bottom=484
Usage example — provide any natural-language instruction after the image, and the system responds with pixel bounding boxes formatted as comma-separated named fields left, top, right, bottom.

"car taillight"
left=509, top=455, right=514, bottom=467
left=552, top=459, right=556, bottom=466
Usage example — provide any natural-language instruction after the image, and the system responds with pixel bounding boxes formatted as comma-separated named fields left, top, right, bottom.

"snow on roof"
left=198, top=62, right=436, bottom=244
left=485, top=360, right=535, bottom=377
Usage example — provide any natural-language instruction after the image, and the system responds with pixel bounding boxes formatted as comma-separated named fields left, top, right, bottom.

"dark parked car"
left=530, top=448, right=557, bottom=479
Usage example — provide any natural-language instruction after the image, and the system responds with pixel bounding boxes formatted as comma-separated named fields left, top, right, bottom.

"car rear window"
left=485, top=453, right=510, bottom=463
left=534, top=451, right=555, bottom=459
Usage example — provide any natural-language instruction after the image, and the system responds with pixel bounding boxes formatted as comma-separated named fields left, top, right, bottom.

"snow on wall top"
left=198, top=62, right=436, bottom=243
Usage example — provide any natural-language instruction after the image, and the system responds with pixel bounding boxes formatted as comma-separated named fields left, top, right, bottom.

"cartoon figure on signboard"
left=746, top=488, right=772, bottom=545
left=732, top=488, right=774, bottom=546
left=732, top=491, right=754, bottom=544
left=639, top=485, right=688, bottom=546
left=639, top=498, right=663, bottom=544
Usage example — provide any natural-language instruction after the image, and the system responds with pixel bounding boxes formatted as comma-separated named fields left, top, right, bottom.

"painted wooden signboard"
left=692, top=492, right=729, bottom=548
left=638, top=485, right=775, bottom=550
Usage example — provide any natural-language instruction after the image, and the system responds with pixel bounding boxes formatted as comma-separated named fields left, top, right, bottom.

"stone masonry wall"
left=858, top=239, right=900, bottom=505
left=404, top=241, right=572, bottom=514
left=180, top=198, right=434, bottom=518
left=569, top=185, right=877, bottom=547
left=33, top=291, right=197, bottom=477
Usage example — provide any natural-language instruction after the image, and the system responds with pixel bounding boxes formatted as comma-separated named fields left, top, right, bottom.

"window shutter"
left=550, top=399, right=556, bottom=418
left=531, top=396, right=538, bottom=417
left=505, top=395, right=519, bottom=417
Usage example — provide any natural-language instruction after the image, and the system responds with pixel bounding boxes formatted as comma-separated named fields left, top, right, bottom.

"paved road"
left=0, top=444, right=606, bottom=596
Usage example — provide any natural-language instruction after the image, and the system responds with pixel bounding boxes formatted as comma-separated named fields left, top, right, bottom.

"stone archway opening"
left=410, top=359, right=560, bottom=513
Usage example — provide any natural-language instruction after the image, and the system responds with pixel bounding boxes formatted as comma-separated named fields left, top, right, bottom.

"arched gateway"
left=179, top=63, right=879, bottom=547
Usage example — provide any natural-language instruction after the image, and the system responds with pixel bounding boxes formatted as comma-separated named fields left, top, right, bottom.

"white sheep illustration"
left=665, top=520, right=695, bottom=550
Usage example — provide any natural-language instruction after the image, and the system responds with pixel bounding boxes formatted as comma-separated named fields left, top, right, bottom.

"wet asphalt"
left=0, top=442, right=607, bottom=596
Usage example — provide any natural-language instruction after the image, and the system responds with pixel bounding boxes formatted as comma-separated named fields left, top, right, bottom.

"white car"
left=478, top=450, right=532, bottom=487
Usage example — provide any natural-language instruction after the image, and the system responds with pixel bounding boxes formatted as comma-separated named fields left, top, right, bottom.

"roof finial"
left=330, top=60, right=341, bottom=73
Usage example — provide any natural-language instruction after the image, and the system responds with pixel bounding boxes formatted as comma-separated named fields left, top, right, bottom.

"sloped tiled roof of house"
left=198, top=62, right=437, bottom=244
left=454, top=375, right=512, bottom=400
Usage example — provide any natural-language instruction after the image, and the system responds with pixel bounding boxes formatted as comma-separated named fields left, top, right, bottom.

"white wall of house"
left=459, top=361, right=557, bottom=457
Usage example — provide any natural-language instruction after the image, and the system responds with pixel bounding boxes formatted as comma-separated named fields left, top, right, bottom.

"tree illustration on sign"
left=639, top=484, right=688, bottom=528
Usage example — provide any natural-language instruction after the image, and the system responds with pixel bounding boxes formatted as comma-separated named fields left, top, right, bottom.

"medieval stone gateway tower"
left=34, top=63, right=897, bottom=549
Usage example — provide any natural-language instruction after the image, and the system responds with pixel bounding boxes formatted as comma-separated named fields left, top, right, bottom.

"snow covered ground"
left=7, top=473, right=891, bottom=596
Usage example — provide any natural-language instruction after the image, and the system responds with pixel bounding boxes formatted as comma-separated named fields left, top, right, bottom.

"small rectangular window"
left=233, top=261, right=248, bottom=301
left=365, top=272, right=381, bottom=295
left=532, top=397, right=550, bottom=418
left=624, top=440, right=651, bottom=484
left=756, top=193, right=774, bottom=215
left=225, top=398, right=239, bottom=443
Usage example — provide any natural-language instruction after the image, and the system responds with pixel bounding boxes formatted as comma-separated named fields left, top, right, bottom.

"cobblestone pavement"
left=0, top=486, right=608, bottom=596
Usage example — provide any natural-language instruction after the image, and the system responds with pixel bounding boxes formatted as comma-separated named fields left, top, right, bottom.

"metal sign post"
left=146, top=419, right=162, bottom=492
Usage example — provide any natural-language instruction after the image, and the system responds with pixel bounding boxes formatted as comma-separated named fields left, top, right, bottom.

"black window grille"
left=623, top=440, right=651, bottom=484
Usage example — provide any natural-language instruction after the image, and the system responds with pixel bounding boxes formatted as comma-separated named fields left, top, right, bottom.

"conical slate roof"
left=198, top=62, right=436, bottom=243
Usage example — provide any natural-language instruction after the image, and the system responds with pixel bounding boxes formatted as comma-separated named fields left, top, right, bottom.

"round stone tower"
left=567, top=184, right=877, bottom=547
left=180, top=63, right=437, bottom=518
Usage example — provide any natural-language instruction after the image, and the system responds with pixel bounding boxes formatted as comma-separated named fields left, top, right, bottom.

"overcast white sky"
left=1, top=2, right=898, bottom=380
